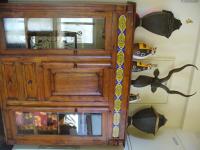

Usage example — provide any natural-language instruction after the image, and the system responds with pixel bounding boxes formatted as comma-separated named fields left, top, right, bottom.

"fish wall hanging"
left=131, top=64, right=198, bottom=97
left=130, top=93, right=141, bottom=103
left=128, top=107, right=167, bottom=135
left=132, top=61, right=157, bottom=72
left=135, top=10, right=182, bottom=38
left=133, top=43, right=156, bottom=59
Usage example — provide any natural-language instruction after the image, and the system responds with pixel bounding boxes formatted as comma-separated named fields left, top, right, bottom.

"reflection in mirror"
left=3, top=18, right=105, bottom=50
left=15, top=112, right=102, bottom=136
left=4, top=18, right=26, bottom=48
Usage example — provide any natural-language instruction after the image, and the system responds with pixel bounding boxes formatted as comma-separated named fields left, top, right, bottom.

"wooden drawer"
left=42, top=62, right=112, bottom=102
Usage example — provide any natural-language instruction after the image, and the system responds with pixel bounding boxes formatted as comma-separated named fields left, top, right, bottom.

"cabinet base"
left=108, top=138, right=124, bottom=146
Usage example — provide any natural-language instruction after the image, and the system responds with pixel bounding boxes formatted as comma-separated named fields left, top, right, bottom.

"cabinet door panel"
left=54, top=71, right=101, bottom=96
left=3, top=63, right=20, bottom=100
left=42, top=62, right=111, bottom=102
left=23, top=63, right=38, bottom=100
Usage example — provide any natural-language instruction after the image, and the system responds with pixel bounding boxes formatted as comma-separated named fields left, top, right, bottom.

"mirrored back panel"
left=3, top=18, right=105, bottom=50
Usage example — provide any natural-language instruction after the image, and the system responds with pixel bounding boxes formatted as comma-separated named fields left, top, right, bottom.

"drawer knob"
left=8, top=79, right=12, bottom=85
left=74, top=50, right=78, bottom=55
left=28, top=80, right=32, bottom=84
left=74, top=63, right=77, bottom=68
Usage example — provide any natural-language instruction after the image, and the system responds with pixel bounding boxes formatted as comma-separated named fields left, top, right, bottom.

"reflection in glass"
left=28, top=18, right=53, bottom=31
left=15, top=112, right=102, bottom=136
left=60, top=18, right=94, bottom=47
left=15, top=112, right=58, bottom=135
left=16, top=112, right=34, bottom=135
left=35, top=112, right=58, bottom=135
left=4, top=18, right=26, bottom=48
left=3, top=18, right=105, bottom=50
left=59, top=113, right=102, bottom=136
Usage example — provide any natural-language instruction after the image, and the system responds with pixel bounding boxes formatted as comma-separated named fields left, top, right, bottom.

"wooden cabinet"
left=0, top=2, right=135, bottom=146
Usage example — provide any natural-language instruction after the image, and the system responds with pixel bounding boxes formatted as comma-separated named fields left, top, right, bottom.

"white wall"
left=182, top=23, right=200, bottom=132
left=129, top=0, right=200, bottom=131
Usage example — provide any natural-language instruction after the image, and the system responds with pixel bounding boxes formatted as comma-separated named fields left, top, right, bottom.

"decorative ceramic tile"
left=112, top=15, right=126, bottom=138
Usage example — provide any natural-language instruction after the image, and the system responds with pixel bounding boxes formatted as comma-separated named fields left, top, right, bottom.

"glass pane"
left=15, top=112, right=102, bottom=136
left=4, top=18, right=26, bottom=48
left=3, top=18, right=105, bottom=50
left=28, top=18, right=53, bottom=31
left=16, top=112, right=34, bottom=135
left=15, top=112, right=58, bottom=135
left=59, top=113, right=102, bottom=136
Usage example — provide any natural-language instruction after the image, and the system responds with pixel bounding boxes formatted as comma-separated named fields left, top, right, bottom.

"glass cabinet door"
left=3, top=18, right=105, bottom=50
left=15, top=111, right=102, bottom=136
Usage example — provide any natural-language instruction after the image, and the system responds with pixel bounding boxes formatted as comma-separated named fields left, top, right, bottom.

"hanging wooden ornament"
left=133, top=43, right=156, bottom=59
left=135, top=10, right=182, bottom=38
left=128, top=107, right=167, bottom=135
left=132, top=61, right=157, bottom=72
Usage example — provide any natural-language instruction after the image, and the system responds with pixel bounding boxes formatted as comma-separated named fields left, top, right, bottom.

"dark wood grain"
left=0, top=19, right=6, bottom=50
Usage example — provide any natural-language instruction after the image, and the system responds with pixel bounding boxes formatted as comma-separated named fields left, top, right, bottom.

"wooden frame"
left=0, top=3, right=114, bottom=55
left=6, top=106, right=109, bottom=145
